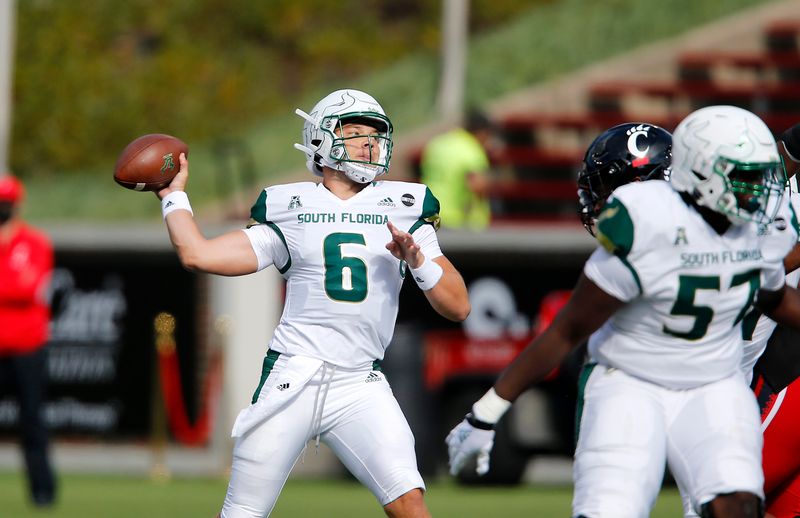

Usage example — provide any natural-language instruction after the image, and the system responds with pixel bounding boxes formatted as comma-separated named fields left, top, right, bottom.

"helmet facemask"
left=578, top=162, right=628, bottom=236
left=325, top=114, right=393, bottom=183
left=698, top=157, right=786, bottom=225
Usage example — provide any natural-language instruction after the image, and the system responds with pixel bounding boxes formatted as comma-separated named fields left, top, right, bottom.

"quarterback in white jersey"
left=447, top=106, right=800, bottom=518
left=245, top=180, right=442, bottom=368
left=156, top=89, right=470, bottom=518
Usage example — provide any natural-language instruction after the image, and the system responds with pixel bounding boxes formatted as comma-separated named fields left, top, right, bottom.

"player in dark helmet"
left=448, top=107, right=800, bottom=518
left=578, top=123, right=672, bottom=235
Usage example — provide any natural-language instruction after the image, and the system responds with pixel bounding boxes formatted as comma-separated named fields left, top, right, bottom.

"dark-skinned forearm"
left=493, top=273, right=625, bottom=402
left=761, top=285, right=800, bottom=330
left=494, top=323, right=581, bottom=402
left=785, top=243, right=800, bottom=274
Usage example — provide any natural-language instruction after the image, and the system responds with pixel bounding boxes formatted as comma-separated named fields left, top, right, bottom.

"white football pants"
left=220, top=353, right=425, bottom=518
left=572, top=364, right=763, bottom=518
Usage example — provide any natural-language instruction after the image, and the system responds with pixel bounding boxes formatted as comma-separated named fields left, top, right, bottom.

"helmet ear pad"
left=310, top=139, right=325, bottom=175
left=692, top=168, right=737, bottom=216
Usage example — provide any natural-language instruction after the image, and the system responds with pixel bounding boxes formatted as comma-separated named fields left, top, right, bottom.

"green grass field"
left=0, top=472, right=684, bottom=517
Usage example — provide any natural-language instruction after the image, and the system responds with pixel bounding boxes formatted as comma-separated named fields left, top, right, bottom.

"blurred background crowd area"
left=8, top=0, right=791, bottom=221
left=12, top=0, right=533, bottom=176
left=11, top=0, right=537, bottom=219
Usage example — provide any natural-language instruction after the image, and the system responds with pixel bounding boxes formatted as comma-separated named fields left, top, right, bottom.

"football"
left=113, top=134, right=188, bottom=191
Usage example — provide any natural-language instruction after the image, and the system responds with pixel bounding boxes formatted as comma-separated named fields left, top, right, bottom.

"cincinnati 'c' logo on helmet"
left=626, top=124, right=652, bottom=159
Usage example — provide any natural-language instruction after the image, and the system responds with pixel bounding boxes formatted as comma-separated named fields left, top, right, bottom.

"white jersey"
left=740, top=190, right=800, bottom=382
left=244, top=180, right=442, bottom=368
left=584, top=180, right=798, bottom=389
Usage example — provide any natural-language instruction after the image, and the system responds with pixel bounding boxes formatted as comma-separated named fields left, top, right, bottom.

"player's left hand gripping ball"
left=446, top=418, right=495, bottom=476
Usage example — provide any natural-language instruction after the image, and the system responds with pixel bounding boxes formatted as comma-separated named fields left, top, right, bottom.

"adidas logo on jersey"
left=365, top=372, right=382, bottom=383
left=276, top=382, right=290, bottom=391
left=378, top=197, right=396, bottom=207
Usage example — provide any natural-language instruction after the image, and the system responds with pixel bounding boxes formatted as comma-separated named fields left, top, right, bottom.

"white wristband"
left=471, top=388, right=512, bottom=425
left=409, top=258, right=443, bottom=290
left=161, top=191, right=193, bottom=219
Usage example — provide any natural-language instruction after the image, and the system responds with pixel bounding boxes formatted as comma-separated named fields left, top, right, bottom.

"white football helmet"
left=670, top=105, right=785, bottom=225
left=294, top=89, right=393, bottom=183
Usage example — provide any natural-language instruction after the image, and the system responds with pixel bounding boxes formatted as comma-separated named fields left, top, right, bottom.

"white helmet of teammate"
left=294, top=89, right=393, bottom=183
left=670, top=105, right=785, bottom=225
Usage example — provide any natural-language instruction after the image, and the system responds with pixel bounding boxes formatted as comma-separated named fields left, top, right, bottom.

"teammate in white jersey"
left=578, top=120, right=800, bottom=518
left=578, top=122, right=800, bottom=518
left=679, top=125, right=800, bottom=518
left=447, top=106, right=800, bottom=518
left=744, top=124, right=800, bottom=380
left=741, top=124, right=800, bottom=380
left=745, top=124, right=800, bottom=518
left=156, top=89, right=470, bottom=518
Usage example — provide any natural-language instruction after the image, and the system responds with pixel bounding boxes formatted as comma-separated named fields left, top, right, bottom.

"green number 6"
left=323, top=233, right=368, bottom=302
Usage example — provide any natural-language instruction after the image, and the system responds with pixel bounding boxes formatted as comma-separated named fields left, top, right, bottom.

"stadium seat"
left=678, top=51, right=800, bottom=83
left=588, top=80, right=800, bottom=115
left=765, top=20, right=800, bottom=53
left=407, top=17, right=800, bottom=224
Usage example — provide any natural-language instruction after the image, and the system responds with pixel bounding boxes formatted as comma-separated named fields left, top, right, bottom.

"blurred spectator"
left=420, top=110, right=496, bottom=229
left=0, top=174, right=56, bottom=507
